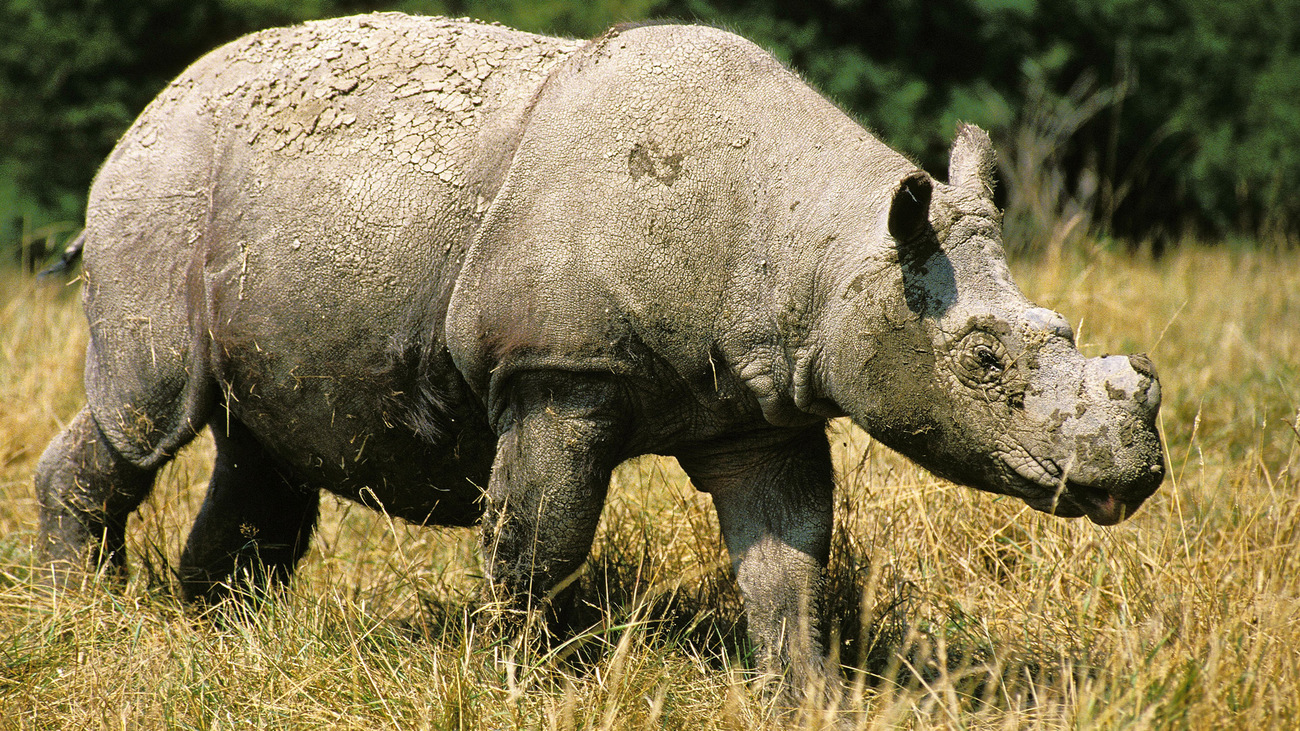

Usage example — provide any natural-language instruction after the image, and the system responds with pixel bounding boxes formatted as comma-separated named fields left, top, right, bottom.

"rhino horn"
left=948, top=123, right=997, bottom=201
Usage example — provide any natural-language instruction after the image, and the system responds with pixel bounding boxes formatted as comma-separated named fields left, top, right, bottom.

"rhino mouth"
left=1058, top=483, right=1133, bottom=525
left=1000, top=449, right=1137, bottom=525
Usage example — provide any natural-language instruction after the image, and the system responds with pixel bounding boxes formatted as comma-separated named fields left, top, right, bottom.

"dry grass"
left=1, top=243, right=1297, bottom=729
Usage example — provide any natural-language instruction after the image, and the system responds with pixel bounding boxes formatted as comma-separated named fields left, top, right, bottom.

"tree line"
left=3, top=0, right=1297, bottom=266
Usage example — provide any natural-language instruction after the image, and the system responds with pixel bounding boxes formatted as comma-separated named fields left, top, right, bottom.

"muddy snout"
left=1068, top=354, right=1165, bottom=524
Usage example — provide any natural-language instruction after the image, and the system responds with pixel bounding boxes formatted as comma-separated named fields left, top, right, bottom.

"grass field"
left=1, top=243, right=1297, bottom=729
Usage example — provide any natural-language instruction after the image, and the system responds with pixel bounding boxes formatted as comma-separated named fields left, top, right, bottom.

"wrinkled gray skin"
left=36, top=14, right=1164, bottom=692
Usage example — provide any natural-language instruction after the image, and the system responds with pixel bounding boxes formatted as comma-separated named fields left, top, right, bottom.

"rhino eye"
left=955, top=331, right=1008, bottom=387
left=974, top=345, right=1002, bottom=376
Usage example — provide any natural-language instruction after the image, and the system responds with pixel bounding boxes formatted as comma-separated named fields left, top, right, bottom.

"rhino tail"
left=38, top=230, right=85, bottom=277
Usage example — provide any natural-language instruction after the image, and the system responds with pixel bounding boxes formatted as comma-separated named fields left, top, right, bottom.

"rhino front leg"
left=679, top=426, right=836, bottom=697
left=35, top=407, right=158, bottom=584
left=480, top=373, right=630, bottom=617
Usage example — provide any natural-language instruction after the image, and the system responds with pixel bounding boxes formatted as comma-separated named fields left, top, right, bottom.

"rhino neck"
left=721, top=150, right=918, bottom=428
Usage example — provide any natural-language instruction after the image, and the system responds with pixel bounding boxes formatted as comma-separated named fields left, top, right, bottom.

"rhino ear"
left=949, top=123, right=997, bottom=201
left=887, top=171, right=933, bottom=245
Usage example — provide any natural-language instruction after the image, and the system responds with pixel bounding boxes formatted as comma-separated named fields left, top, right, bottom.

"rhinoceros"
left=36, top=13, right=1163, bottom=689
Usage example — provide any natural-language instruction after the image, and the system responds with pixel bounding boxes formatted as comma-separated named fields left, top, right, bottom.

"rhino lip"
left=1002, top=453, right=1132, bottom=525
left=1031, top=479, right=1131, bottom=525
left=1065, top=483, right=1130, bottom=526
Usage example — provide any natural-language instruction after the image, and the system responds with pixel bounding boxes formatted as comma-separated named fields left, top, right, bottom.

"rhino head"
left=821, top=125, right=1164, bottom=524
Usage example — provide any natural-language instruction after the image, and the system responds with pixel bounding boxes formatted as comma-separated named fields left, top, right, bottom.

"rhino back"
left=81, top=14, right=583, bottom=515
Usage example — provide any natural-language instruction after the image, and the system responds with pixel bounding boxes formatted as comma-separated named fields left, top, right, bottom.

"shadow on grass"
left=376, top=535, right=1098, bottom=717
left=3, top=513, right=1101, bottom=719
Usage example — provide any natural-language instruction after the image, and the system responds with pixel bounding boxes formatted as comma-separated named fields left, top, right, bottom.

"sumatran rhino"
left=36, top=14, right=1164, bottom=690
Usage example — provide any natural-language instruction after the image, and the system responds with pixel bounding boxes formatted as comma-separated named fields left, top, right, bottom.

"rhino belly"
left=210, top=324, right=495, bottom=527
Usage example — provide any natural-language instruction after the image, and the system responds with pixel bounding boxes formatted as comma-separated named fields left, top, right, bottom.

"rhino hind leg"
left=678, top=426, right=837, bottom=700
left=178, top=414, right=320, bottom=603
left=35, top=407, right=160, bottom=585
